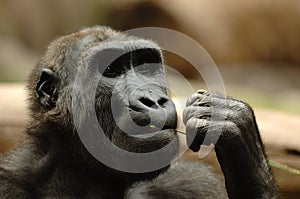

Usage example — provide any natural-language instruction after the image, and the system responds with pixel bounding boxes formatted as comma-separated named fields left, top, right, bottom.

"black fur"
left=0, top=26, right=279, bottom=199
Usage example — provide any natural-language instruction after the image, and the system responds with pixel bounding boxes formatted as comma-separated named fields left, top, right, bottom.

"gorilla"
left=0, top=26, right=279, bottom=199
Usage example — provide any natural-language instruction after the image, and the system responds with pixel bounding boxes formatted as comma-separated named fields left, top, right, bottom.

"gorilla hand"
left=183, top=90, right=279, bottom=199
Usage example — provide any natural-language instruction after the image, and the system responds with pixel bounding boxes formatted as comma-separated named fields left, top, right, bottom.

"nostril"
left=158, top=97, right=168, bottom=107
left=139, top=97, right=158, bottom=109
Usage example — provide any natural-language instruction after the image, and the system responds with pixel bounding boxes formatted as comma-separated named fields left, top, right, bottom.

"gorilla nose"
left=138, top=96, right=168, bottom=110
left=128, top=89, right=177, bottom=129
left=129, top=89, right=170, bottom=112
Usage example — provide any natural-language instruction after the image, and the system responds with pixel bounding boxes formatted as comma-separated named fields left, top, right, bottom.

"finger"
left=183, top=106, right=211, bottom=124
left=185, top=93, right=199, bottom=107
left=194, top=94, right=232, bottom=109
left=197, top=89, right=210, bottom=95
left=186, top=90, right=211, bottom=107
left=185, top=118, right=209, bottom=152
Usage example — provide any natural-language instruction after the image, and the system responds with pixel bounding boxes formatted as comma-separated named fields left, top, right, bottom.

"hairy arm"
left=183, top=90, right=279, bottom=198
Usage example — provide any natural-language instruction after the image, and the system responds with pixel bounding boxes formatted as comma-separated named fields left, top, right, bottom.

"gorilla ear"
left=35, top=68, right=58, bottom=108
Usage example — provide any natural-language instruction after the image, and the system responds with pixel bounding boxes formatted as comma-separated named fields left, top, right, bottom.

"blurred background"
left=0, top=0, right=299, bottom=198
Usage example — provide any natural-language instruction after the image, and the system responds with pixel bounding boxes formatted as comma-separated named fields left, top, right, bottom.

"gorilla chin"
left=111, top=126, right=179, bottom=153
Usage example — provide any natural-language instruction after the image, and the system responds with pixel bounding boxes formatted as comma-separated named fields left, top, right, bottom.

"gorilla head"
left=27, top=26, right=179, bottom=177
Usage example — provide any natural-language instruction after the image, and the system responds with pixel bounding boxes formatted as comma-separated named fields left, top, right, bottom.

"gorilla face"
left=91, top=37, right=178, bottom=153
left=33, top=26, right=179, bottom=155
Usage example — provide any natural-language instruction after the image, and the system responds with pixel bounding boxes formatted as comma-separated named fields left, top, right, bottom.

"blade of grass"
left=268, top=159, right=300, bottom=176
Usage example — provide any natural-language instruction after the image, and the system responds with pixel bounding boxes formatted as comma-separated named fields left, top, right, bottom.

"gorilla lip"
left=130, top=124, right=174, bottom=138
left=149, top=125, right=184, bottom=135
left=149, top=124, right=161, bottom=132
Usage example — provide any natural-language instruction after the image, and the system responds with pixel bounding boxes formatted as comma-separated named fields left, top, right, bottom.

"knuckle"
left=227, top=99, right=253, bottom=116
left=183, top=106, right=211, bottom=124
left=185, top=118, right=198, bottom=129
left=211, top=108, right=230, bottom=121
left=237, top=101, right=251, bottom=111
left=183, top=106, right=193, bottom=124
left=197, top=89, right=210, bottom=95
left=195, top=97, right=212, bottom=107
left=235, top=101, right=254, bottom=122
left=231, top=99, right=252, bottom=112
left=226, top=121, right=240, bottom=131
left=224, top=121, right=241, bottom=138
left=186, top=93, right=199, bottom=106
left=185, top=118, right=208, bottom=131
left=186, top=90, right=212, bottom=107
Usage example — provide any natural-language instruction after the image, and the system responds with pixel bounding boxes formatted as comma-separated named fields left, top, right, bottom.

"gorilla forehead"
left=37, top=26, right=117, bottom=72
left=42, top=26, right=161, bottom=75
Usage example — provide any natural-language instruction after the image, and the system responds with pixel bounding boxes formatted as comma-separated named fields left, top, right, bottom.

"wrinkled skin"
left=0, top=26, right=279, bottom=199
left=183, top=90, right=279, bottom=198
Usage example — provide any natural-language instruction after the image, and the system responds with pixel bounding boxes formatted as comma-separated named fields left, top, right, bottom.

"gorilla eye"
left=102, top=52, right=131, bottom=78
left=102, top=65, right=120, bottom=78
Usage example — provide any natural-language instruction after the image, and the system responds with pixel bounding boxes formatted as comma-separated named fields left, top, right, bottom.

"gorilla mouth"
left=130, top=125, right=175, bottom=139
